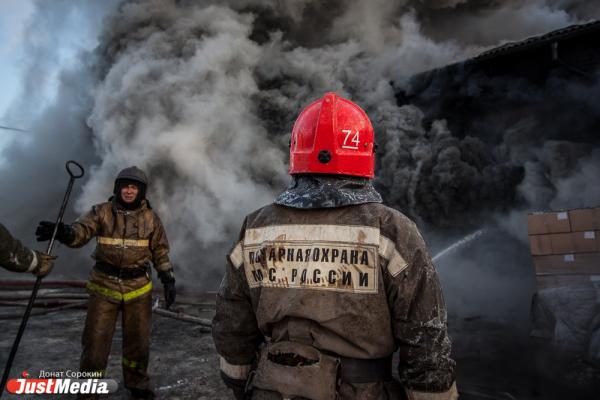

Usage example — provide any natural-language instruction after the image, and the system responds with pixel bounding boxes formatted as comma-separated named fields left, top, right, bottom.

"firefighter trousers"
left=79, top=293, right=152, bottom=399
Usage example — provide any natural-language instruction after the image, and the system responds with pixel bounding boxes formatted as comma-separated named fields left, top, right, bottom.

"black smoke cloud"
left=415, top=0, right=599, bottom=46
left=389, top=64, right=600, bottom=231
left=375, top=104, right=526, bottom=228
left=1, top=0, right=598, bottom=293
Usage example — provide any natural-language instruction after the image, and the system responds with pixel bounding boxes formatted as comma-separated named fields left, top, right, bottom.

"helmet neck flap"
left=274, top=174, right=382, bottom=209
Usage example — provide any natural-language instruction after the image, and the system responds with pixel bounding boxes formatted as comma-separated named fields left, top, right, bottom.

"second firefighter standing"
left=36, top=166, right=175, bottom=400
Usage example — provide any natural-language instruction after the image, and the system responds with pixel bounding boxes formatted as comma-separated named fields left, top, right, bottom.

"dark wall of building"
left=399, top=22, right=600, bottom=147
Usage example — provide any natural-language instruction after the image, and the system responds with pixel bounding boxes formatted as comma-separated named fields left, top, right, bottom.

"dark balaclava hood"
left=114, top=179, right=146, bottom=210
left=113, top=166, right=148, bottom=210
left=274, top=174, right=382, bottom=209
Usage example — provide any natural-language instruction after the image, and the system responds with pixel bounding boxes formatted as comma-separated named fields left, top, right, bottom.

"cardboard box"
left=535, top=274, right=599, bottom=290
left=529, top=235, right=553, bottom=255
left=527, top=211, right=571, bottom=235
left=533, top=253, right=600, bottom=274
left=573, top=231, right=599, bottom=253
left=529, top=231, right=599, bottom=255
left=549, top=233, right=574, bottom=254
left=569, top=208, right=597, bottom=231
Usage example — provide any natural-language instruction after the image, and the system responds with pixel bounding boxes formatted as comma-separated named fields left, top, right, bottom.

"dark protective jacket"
left=213, top=202, right=457, bottom=400
left=0, top=222, right=39, bottom=273
left=66, top=199, right=172, bottom=303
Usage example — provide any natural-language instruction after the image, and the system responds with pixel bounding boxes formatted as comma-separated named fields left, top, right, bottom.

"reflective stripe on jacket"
left=68, top=199, right=171, bottom=271
left=212, top=202, right=456, bottom=398
left=68, top=199, right=171, bottom=302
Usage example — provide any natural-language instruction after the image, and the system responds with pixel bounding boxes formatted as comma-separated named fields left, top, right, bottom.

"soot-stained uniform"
left=64, top=198, right=171, bottom=398
left=213, top=202, right=456, bottom=400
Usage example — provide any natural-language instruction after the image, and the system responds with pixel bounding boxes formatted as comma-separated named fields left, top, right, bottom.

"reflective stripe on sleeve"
left=26, top=250, right=38, bottom=272
left=97, top=237, right=149, bottom=247
left=86, top=281, right=153, bottom=302
left=219, top=357, right=251, bottom=380
left=379, top=235, right=408, bottom=277
left=229, top=241, right=243, bottom=269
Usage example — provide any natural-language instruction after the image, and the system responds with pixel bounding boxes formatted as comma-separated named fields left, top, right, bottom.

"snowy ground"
left=2, top=296, right=599, bottom=400
left=0, top=290, right=230, bottom=400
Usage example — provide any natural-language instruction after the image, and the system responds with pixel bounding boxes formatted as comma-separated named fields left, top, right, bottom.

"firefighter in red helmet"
left=212, top=93, right=457, bottom=400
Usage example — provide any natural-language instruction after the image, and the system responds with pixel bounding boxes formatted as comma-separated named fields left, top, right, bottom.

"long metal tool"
left=0, top=160, right=84, bottom=394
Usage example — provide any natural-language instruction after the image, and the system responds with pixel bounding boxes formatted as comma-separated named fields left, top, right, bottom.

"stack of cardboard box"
left=528, top=207, right=600, bottom=289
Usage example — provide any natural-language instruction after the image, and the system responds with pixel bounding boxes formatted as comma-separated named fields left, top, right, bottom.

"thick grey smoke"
left=1, top=0, right=597, bottom=298
left=375, top=104, right=525, bottom=227
left=416, top=0, right=600, bottom=46
left=80, top=3, right=289, bottom=270
left=78, top=0, right=481, bottom=283
left=0, top=0, right=120, bottom=278
left=2, top=0, right=117, bottom=127
left=551, top=149, right=600, bottom=209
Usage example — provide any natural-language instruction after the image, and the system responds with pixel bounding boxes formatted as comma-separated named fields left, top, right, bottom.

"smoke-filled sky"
left=1, top=0, right=599, bottom=302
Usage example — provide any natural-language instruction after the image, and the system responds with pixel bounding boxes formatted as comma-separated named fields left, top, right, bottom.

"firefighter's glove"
left=31, top=251, right=56, bottom=278
left=158, top=269, right=176, bottom=309
left=35, top=221, right=75, bottom=244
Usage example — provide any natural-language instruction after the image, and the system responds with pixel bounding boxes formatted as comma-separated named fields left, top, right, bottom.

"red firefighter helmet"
left=289, top=92, right=375, bottom=178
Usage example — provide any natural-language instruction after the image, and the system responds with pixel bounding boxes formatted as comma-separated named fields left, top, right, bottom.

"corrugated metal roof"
left=407, top=20, right=600, bottom=82
left=474, top=20, right=600, bottom=61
